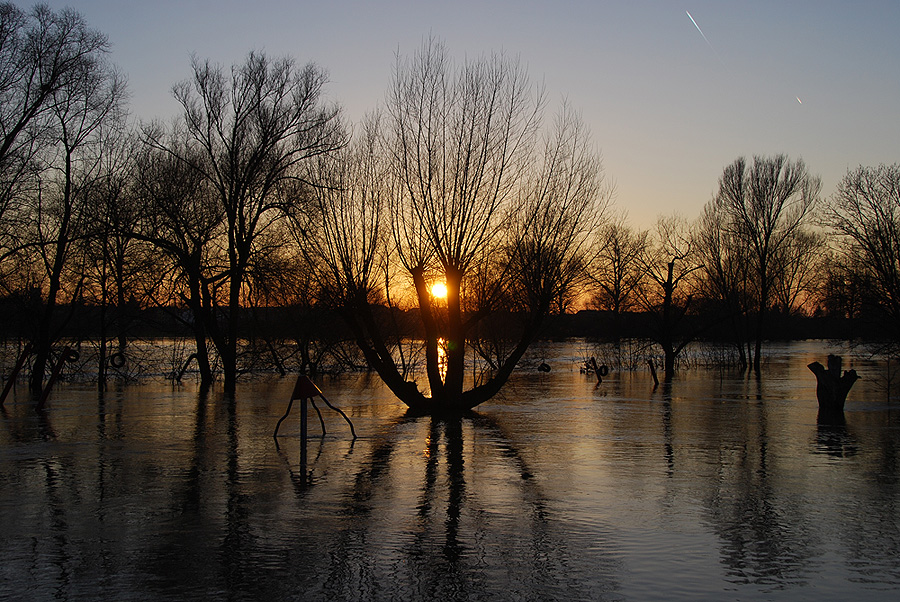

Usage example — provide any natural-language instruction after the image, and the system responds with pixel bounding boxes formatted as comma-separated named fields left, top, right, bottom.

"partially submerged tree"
left=146, top=52, right=345, bottom=393
left=0, top=2, right=113, bottom=351
left=308, top=113, right=398, bottom=375
left=80, top=128, right=147, bottom=386
left=695, top=199, right=754, bottom=366
left=131, top=137, right=223, bottom=386
left=25, top=24, right=126, bottom=394
left=713, top=155, right=820, bottom=372
left=311, top=39, right=608, bottom=413
left=637, top=215, right=702, bottom=377
left=824, top=164, right=900, bottom=348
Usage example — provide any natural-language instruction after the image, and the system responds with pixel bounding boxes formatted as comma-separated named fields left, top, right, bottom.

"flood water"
left=1, top=340, right=899, bottom=601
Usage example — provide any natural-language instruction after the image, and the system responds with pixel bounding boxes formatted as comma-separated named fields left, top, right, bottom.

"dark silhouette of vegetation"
left=131, top=139, right=222, bottom=385
left=80, top=129, right=145, bottom=388
left=637, top=215, right=703, bottom=377
left=1, top=6, right=899, bottom=404
left=711, top=155, right=820, bottom=373
left=143, top=52, right=345, bottom=394
left=306, top=39, right=609, bottom=413
left=694, top=199, right=755, bottom=366
left=590, top=215, right=647, bottom=339
left=823, top=164, right=900, bottom=352
left=0, top=3, right=126, bottom=395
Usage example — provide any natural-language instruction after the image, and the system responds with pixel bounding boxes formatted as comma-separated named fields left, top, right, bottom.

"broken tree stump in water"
left=807, top=354, right=859, bottom=413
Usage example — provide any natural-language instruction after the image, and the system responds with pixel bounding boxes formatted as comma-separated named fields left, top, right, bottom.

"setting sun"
left=431, top=282, right=448, bottom=298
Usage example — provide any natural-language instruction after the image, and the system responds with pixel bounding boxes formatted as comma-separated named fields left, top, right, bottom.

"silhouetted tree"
left=308, top=113, right=407, bottom=381
left=80, top=127, right=146, bottom=386
left=770, top=227, right=826, bottom=316
left=824, top=164, right=900, bottom=348
left=713, top=155, right=820, bottom=372
left=1, top=3, right=108, bottom=192
left=146, top=52, right=345, bottom=393
left=695, top=199, right=754, bottom=366
left=312, top=39, right=608, bottom=413
left=132, top=137, right=223, bottom=385
left=820, top=253, right=865, bottom=323
left=0, top=3, right=109, bottom=299
left=637, top=215, right=702, bottom=377
left=241, top=219, right=326, bottom=375
left=591, top=214, right=647, bottom=339
left=24, top=27, right=125, bottom=394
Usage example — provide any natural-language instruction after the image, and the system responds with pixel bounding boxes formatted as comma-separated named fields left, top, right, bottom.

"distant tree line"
left=587, top=157, right=900, bottom=378
left=1, top=5, right=898, bottom=410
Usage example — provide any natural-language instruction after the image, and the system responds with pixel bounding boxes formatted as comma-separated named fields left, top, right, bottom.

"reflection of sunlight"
left=431, top=282, right=447, bottom=298
left=437, top=338, right=447, bottom=382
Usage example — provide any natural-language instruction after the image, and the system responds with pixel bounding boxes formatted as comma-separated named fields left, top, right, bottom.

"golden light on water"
left=431, top=282, right=447, bottom=298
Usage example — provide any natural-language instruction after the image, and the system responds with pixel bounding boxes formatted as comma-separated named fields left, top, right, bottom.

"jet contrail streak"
left=686, top=10, right=724, bottom=65
left=686, top=10, right=713, bottom=50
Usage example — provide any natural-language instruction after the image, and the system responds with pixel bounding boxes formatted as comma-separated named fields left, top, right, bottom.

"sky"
left=22, top=0, right=900, bottom=227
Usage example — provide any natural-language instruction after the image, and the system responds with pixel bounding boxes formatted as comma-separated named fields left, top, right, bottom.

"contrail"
left=686, top=10, right=714, bottom=50
left=686, top=10, right=724, bottom=65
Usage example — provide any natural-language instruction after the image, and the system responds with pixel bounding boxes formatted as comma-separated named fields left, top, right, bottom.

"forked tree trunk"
left=808, top=354, right=859, bottom=414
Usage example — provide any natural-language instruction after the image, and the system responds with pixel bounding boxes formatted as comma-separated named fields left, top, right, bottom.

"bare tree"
left=146, top=52, right=345, bottom=393
left=25, top=32, right=126, bottom=394
left=80, top=127, right=147, bottom=386
left=0, top=3, right=109, bottom=291
left=695, top=199, right=754, bottom=366
left=714, top=154, right=820, bottom=372
left=1, top=3, right=109, bottom=168
left=770, top=227, right=826, bottom=316
left=244, top=231, right=336, bottom=376
left=819, top=252, right=866, bottom=325
left=131, top=135, right=224, bottom=385
left=637, top=214, right=703, bottom=377
left=313, top=39, right=609, bottom=413
left=306, top=112, right=407, bottom=379
left=591, top=214, right=647, bottom=339
left=824, top=164, right=900, bottom=346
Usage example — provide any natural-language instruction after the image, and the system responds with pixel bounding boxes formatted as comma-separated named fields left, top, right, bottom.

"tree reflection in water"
left=311, top=411, right=619, bottom=601
left=815, top=411, right=859, bottom=458
left=112, top=391, right=619, bottom=601
left=4, top=343, right=900, bottom=600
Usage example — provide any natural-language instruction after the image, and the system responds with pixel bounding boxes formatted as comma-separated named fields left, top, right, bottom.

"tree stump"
left=807, top=354, right=859, bottom=414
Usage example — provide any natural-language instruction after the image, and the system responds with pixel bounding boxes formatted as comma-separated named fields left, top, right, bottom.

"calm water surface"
left=1, top=340, right=899, bottom=601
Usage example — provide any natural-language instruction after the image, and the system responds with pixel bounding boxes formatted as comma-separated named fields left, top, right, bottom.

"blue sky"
left=27, top=1, right=900, bottom=226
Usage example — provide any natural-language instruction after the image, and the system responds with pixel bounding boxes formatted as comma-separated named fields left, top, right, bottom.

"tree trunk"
left=411, top=266, right=446, bottom=403
left=98, top=295, right=108, bottom=390
left=30, top=250, right=65, bottom=395
left=222, top=268, right=242, bottom=395
left=31, top=145, right=75, bottom=395
left=663, top=343, right=676, bottom=377
left=753, top=333, right=763, bottom=374
left=186, top=273, right=214, bottom=386
left=115, top=248, right=128, bottom=355
left=193, top=330, right=213, bottom=385
left=808, top=355, right=859, bottom=415
left=443, top=266, right=466, bottom=400
left=754, top=277, right=768, bottom=374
